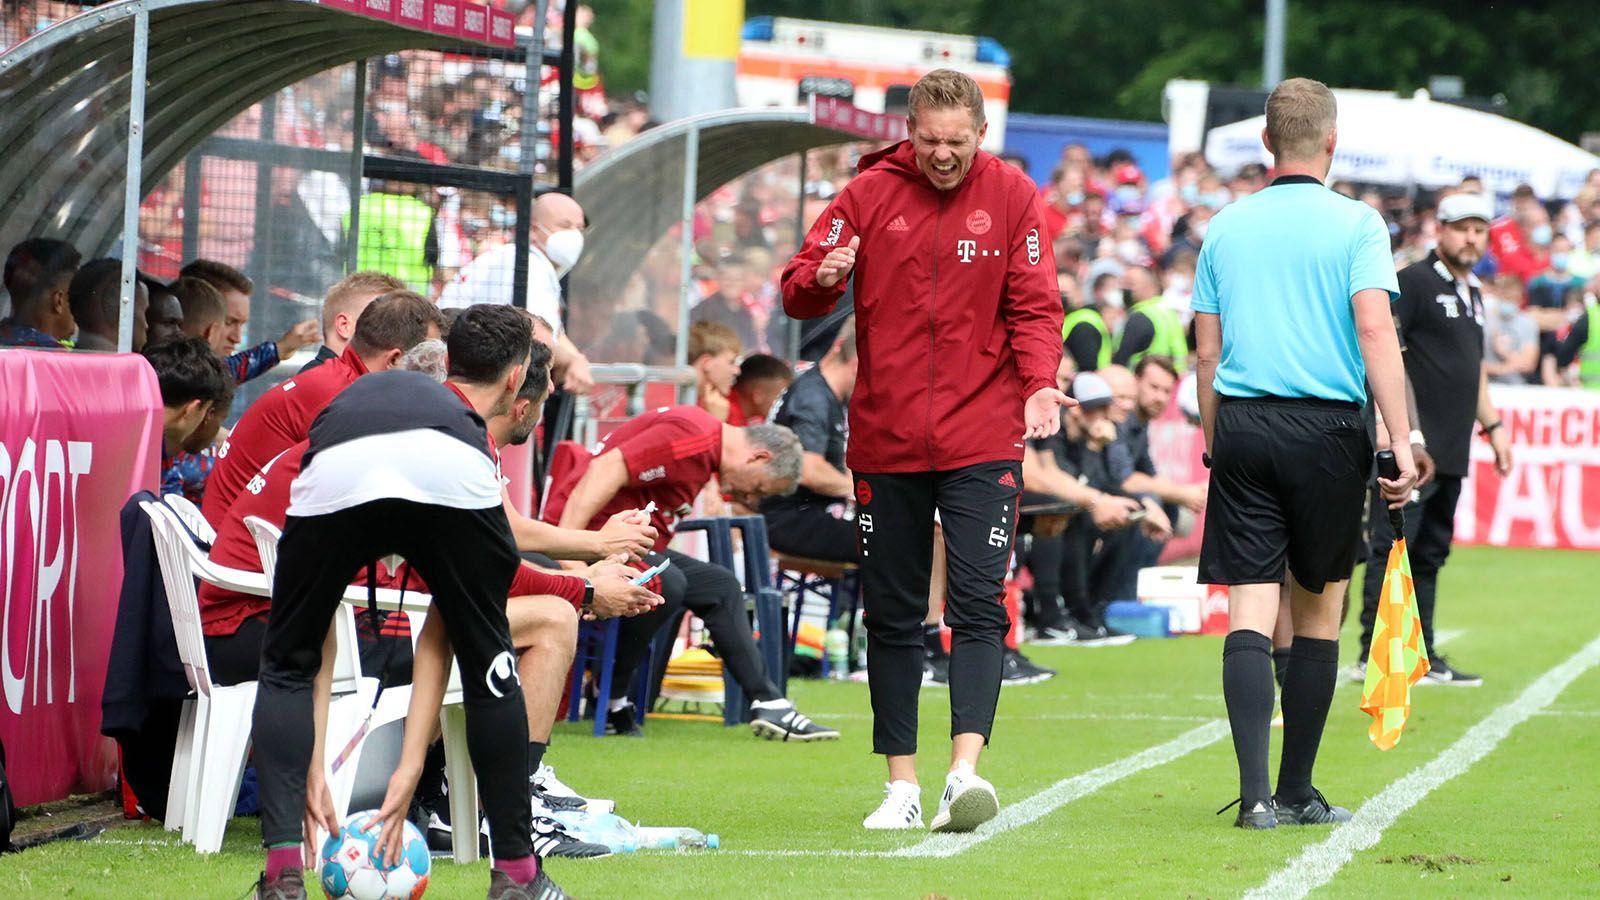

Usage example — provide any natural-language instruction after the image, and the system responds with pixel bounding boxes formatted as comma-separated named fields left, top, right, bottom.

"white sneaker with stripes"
left=929, top=761, right=999, bottom=833
left=863, top=780, right=923, bottom=830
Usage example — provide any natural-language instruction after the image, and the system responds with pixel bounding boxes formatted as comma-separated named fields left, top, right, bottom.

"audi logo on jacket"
left=781, top=141, right=1064, bottom=473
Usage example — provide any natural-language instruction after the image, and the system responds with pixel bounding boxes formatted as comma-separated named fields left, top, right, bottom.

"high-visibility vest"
left=1122, top=297, right=1188, bottom=371
left=1581, top=304, right=1600, bottom=389
left=1062, top=307, right=1112, bottom=370
left=349, top=193, right=435, bottom=294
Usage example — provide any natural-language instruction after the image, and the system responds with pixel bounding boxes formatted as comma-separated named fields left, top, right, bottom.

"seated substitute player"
left=202, top=290, right=446, bottom=527
left=251, top=306, right=566, bottom=900
left=142, top=336, right=233, bottom=474
left=725, top=353, right=794, bottom=425
left=543, top=405, right=839, bottom=741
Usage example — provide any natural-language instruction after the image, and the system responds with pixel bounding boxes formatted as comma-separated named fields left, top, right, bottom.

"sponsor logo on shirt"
left=1435, top=293, right=1461, bottom=318
left=821, top=217, right=845, bottom=247
left=887, top=216, right=910, bottom=233
left=1027, top=228, right=1041, bottom=265
left=639, top=465, right=666, bottom=482
left=966, top=209, right=992, bottom=235
left=957, top=240, right=1002, bottom=262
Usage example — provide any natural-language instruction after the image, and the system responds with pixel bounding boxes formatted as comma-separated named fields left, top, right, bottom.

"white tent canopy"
left=1205, top=89, right=1600, bottom=199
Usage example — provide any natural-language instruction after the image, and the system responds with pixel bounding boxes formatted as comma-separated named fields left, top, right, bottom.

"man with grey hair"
left=1193, top=76, right=1415, bottom=830
left=398, top=338, right=449, bottom=382
left=544, top=405, right=837, bottom=741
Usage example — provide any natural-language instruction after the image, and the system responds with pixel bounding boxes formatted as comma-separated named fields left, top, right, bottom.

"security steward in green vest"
left=1063, top=299, right=1113, bottom=372
left=1113, top=266, right=1187, bottom=371
left=1555, top=299, right=1600, bottom=388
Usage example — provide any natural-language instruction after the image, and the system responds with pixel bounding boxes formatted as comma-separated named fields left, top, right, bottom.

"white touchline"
left=1245, top=631, right=1600, bottom=900
left=1433, top=628, right=1465, bottom=647
left=889, top=720, right=1231, bottom=859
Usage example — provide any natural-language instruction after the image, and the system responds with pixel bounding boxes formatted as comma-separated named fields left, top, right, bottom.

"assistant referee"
left=1192, top=78, right=1417, bottom=830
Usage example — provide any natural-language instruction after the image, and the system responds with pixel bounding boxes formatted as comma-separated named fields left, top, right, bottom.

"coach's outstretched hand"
left=816, top=235, right=860, bottom=288
left=1023, top=387, right=1075, bottom=439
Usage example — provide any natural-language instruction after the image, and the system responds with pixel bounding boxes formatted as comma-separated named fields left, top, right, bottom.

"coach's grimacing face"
left=910, top=106, right=987, bottom=191
left=1438, top=217, right=1488, bottom=271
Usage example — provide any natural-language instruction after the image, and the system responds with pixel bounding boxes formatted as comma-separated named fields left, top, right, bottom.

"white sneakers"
left=929, top=762, right=998, bottom=833
left=864, top=764, right=1000, bottom=833
left=862, top=780, right=924, bottom=830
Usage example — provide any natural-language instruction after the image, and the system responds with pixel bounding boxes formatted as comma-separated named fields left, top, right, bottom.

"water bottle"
left=825, top=619, right=850, bottom=679
left=545, top=809, right=639, bottom=853
left=852, top=620, right=868, bottom=671
left=633, top=825, right=719, bottom=850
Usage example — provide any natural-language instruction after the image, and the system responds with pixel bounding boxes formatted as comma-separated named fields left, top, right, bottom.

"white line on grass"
left=1433, top=628, right=1465, bottom=647
left=1244, top=631, right=1600, bottom=900
left=888, top=720, right=1230, bottom=859
left=817, top=712, right=1214, bottom=723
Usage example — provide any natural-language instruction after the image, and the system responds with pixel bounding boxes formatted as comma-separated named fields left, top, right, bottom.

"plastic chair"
left=161, top=493, right=216, bottom=545
left=676, top=516, right=788, bottom=723
left=776, top=553, right=862, bottom=679
left=141, top=501, right=261, bottom=854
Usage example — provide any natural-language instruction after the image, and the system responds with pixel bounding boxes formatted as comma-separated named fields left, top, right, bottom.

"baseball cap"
left=1438, top=193, right=1492, bottom=224
left=1071, top=372, right=1113, bottom=410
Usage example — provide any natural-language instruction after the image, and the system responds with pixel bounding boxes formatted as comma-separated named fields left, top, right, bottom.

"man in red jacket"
left=781, top=69, right=1069, bottom=833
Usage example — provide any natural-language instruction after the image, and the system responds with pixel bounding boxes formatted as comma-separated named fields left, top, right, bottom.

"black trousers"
left=1028, top=512, right=1143, bottom=627
left=610, top=549, right=783, bottom=704
left=856, top=462, right=1020, bottom=756
left=764, top=502, right=858, bottom=562
left=1359, top=474, right=1463, bottom=657
left=253, top=499, right=532, bottom=861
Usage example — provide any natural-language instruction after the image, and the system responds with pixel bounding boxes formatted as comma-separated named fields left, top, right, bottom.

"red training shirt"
left=541, top=405, right=722, bottom=552
left=781, top=141, right=1063, bottom=473
left=201, top=346, right=370, bottom=527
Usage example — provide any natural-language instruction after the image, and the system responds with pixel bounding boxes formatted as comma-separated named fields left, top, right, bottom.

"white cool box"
left=1135, top=566, right=1230, bottom=635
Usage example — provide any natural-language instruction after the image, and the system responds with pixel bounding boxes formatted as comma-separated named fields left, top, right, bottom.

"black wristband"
left=1482, top=421, right=1503, bottom=435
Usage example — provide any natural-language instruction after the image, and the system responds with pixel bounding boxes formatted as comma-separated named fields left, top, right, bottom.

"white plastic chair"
left=243, top=518, right=478, bottom=863
left=161, top=492, right=216, bottom=545
left=141, top=501, right=261, bottom=854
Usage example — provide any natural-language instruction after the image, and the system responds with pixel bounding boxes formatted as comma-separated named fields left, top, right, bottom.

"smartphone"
left=630, top=557, right=672, bottom=586
left=1127, top=508, right=1148, bottom=523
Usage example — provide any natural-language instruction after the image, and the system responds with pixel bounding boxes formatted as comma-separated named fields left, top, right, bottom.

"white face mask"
left=542, top=228, right=585, bottom=276
left=1166, top=274, right=1192, bottom=296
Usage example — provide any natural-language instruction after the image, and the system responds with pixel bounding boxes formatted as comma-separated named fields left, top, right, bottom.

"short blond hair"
left=689, top=320, right=741, bottom=361
left=323, top=271, right=407, bottom=332
left=908, top=68, right=985, bottom=129
left=1264, top=78, right=1336, bottom=162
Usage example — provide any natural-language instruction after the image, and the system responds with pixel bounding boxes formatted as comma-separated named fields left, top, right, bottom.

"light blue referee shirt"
left=1192, top=176, right=1399, bottom=404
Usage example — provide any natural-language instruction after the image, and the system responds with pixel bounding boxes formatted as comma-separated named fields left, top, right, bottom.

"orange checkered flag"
left=1360, top=452, right=1430, bottom=751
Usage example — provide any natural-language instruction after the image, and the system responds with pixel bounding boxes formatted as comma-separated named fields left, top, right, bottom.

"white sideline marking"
left=1433, top=628, right=1465, bottom=647
left=1244, top=631, right=1600, bottom=900
left=889, top=720, right=1230, bottom=859
left=819, top=712, right=1213, bottom=723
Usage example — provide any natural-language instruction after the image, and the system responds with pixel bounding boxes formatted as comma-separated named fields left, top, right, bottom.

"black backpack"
left=0, top=736, right=15, bottom=851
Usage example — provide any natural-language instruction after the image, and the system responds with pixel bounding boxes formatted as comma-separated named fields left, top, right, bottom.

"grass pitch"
left=4, top=546, right=1598, bottom=898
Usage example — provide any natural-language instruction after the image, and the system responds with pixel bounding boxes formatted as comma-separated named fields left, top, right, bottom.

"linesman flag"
left=1360, top=453, right=1430, bottom=750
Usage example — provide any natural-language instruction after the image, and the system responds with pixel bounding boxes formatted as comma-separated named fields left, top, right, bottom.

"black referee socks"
left=1222, top=630, right=1275, bottom=808
left=1276, top=636, right=1340, bottom=806
left=1272, top=647, right=1291, bottom=689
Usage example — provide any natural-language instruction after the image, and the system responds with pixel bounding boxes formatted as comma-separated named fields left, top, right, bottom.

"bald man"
left=440, top=193, right=593, bottom=392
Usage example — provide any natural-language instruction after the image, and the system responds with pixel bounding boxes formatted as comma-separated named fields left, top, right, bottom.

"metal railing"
left=571, top=363, right=696, bottom=448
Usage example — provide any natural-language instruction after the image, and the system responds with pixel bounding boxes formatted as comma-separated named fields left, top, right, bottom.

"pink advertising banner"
left=319, top=0, right=515, bottom=48
left=0, top=351, right=162, bottom=806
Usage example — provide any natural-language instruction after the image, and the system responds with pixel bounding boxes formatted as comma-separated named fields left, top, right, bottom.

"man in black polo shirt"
left=762, top=318, right=856, bottom=561
left=1355, top=193, right=1514, bottom=687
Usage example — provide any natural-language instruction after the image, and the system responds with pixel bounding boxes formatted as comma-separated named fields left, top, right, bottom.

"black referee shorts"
left=1198, top=396, right=1373, bottom=593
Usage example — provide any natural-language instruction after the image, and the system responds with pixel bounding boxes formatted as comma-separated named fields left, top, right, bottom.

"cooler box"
left=1200, top=584, right=1230, bottom=634
left=1137, top=566, right=1206, bottom=634
left=1104, top=600, right=1170, bottom=638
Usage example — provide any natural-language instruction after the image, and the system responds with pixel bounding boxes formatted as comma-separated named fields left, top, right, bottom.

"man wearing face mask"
left=1112, top=266, right=1187, bottom=372
left=441, top=192, right=595, bottom=393
left=1487, top=184, right=1551, bottom=284
left=1353, top=193, right=1512, bottom=688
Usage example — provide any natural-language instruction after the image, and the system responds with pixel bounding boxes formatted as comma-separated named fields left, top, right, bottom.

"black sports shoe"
left=487, top=868, right=569, bottom=900
left=1218, top=797, right=1277, bottom=830
left=750, top=704, right=840, bottom=741
left=1001, top=648, right=1055, bottom=685
left=605, top=702, right=643, bottom=736
left=1029, top=623, right=1080, bottom=646
left=1080, top=613, right=1138, bottom=647
left=528, top=815, right=612, bottom=859
left=922, top=653, right=950, bottom=688
left=1274, top=788, right=1353, bottom=825
left=1423, top=656, right=1482, bottom=686
left=254, top=869, right=307, bottom=900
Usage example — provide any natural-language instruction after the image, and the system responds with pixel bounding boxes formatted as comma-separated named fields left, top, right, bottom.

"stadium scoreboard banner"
left=317, top=0, right=516, bottom=48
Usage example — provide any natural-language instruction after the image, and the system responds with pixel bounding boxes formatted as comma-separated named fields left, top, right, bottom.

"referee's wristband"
left=1409, top=429, right=1426, bottom=449
left=1481, top=421, right=1503, bottom=436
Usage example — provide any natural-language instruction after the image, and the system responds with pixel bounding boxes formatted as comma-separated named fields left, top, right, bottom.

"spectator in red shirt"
left=200, top=291, right=446, bottom=528
left=544, top=405, right=839, bottom=741
left=1488, top=184, right=1551, bottom=284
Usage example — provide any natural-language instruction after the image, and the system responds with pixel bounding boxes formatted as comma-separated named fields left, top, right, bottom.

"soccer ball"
left=318, top=811, right=431, bottom=900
